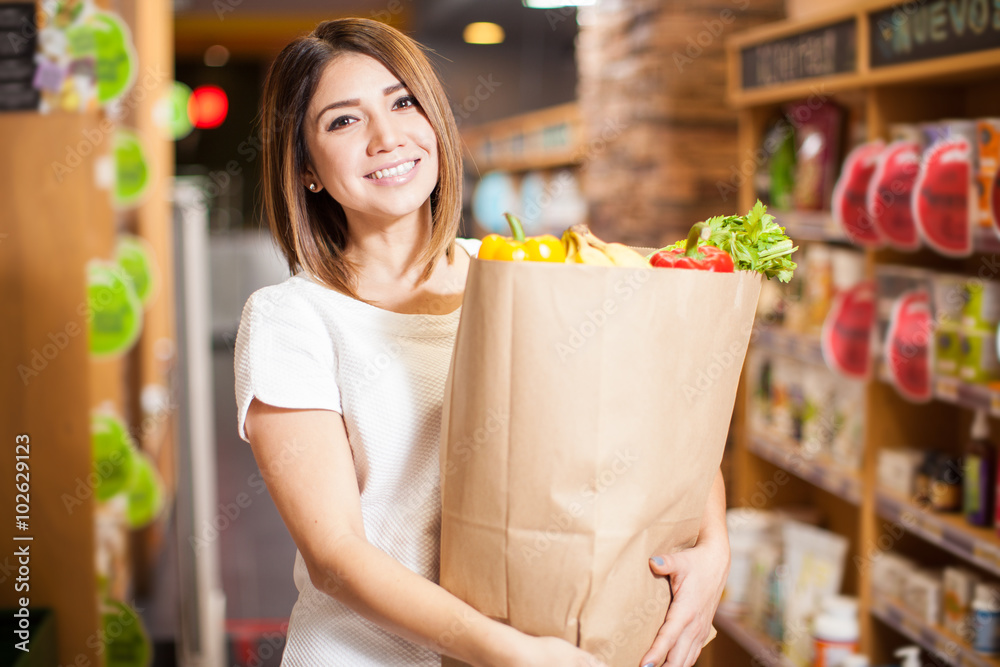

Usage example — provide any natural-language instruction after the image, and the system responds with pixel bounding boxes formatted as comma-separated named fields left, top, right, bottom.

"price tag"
left=914, top=511, right=944, bottom=543
left=901, top=615, right=921, bottom=640
left=973, top=542, right=1000, bottom=573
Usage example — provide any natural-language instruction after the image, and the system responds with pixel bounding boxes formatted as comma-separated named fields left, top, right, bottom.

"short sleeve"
left=455, top=237, right=482, bottom=259
left=234, top=287, right=342, bottom=443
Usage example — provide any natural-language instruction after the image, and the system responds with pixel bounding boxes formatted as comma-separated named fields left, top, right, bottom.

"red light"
left=188, top=85, right=228, bottom=129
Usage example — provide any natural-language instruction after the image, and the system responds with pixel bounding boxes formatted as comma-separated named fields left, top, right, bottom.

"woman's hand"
left=639, top=469, right=730, bottom=667
left=507, top=633, right=610, bottom=667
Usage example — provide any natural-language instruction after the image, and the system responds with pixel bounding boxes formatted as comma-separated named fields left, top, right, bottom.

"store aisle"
left=212, top=343, right=299, bottom=621
left=210, top=231, right=299, bottom=664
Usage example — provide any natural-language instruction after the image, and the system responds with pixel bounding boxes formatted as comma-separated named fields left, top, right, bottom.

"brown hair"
left=259, top=18, right=463, bottom=301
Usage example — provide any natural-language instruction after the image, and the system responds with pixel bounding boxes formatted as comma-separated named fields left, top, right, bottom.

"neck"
left=342, top=200, right=438, bottom=287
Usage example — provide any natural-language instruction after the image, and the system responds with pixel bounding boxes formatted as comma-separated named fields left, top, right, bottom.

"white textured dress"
left=234, top=237, right=482, bottom=666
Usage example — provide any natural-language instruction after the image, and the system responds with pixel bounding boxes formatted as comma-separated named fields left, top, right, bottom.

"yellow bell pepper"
left=478, top=213, right=566, bottom=263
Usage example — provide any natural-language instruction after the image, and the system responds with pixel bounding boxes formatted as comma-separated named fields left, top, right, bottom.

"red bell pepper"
left=649, top=222, right=735, bottom=273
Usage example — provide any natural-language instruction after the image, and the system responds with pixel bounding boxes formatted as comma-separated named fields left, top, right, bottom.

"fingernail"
left=651, top=556, right=664, bottom=566
left=642, top=663, right=656, bottom=667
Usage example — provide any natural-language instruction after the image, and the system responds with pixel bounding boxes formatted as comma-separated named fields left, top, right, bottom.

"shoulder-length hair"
left=259, top=18, right=463, bottom=302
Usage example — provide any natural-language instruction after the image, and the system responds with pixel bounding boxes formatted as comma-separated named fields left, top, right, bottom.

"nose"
left=367, top=110, right=404, bottom=155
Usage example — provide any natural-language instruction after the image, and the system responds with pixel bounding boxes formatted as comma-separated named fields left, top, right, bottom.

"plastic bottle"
left=812, top=595, right=859, bottom=667
left=965, top=410, right=995, bottom=526
left=973, top=583, right=1000, bottom=654
left=894, top=646, right=921, bottom=667
left=837, top=654, right=869, bottom=667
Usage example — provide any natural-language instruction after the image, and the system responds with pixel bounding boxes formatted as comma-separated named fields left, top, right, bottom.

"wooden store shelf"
left=748, top=430, right=863, bottom=505
left=934, top=377, right=1000, bottom=418
left=875, top=490, right=1000, bottom=579
left=870, top=591, right=1000, bottom=667
left=727, top=2, right=1000, bottom=665
left=877, top=366, right=1000, bottom=418
left=461, top=102, right=584, bottom=173
left=726, top=0, right=1000, bottom=109
left=772, top=210, right=848, bottom=244
left=713, top=611, right=796, bottom=667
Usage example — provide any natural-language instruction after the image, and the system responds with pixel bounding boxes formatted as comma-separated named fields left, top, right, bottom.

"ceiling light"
left=463, top=22, right=505, bottom=45
left=204, top=45, right=229, bottom=67
left=522, top=0, right=595, bottom=7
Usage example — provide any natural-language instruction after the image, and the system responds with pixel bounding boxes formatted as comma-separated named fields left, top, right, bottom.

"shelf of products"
left=718, top=1, right=1000, bottom=666
left=461, top=102, right=583, bottom=173
left=749, top=430, right=863, bottom=505
left=713, top=611, right=797, bottom=667
left=870, top=592, right=1000, bottom=667
left=876, top=491, right=1000, bottom=579
left=934, top=377, right=1000, bottom=419
left=875, top=357, right=1000, bottom=417
left=772, top=210, right=848, bottom=244
left=752, top=327, right=826, bottom=368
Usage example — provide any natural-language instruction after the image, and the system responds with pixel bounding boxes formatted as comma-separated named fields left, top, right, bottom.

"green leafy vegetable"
left=660, top=200, right=798, bottom=282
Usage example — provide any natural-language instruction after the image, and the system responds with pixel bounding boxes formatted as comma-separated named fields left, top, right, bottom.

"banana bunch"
left=561, top=224, right=650, bottom=268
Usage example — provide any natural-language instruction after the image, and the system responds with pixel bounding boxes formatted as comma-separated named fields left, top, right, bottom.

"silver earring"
left=309, top=183, right=316, bottom=191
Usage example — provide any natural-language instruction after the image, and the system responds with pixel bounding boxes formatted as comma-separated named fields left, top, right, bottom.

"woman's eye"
left=328, top=116, right=355, bottom=131
left=394, top=95, right=418, bottom=110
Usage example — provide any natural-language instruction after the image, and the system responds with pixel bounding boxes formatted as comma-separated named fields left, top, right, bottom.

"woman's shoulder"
left=239, top=274, right=343, bottom=335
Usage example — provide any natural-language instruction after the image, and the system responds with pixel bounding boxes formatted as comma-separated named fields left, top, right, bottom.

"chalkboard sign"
left=0, top=3, right=38, bottom=112
left=741, top=19, right=857, bottom=89
left=869, top=2, right=1000, bottom=68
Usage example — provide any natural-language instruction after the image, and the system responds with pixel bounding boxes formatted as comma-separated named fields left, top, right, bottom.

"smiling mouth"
left=365, top=159, right=419, bottom=180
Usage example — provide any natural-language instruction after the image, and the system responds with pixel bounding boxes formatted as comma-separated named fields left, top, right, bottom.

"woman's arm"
left=244, top=399, right=606, bottom=667
left=639, top=468, right=730, bottom=667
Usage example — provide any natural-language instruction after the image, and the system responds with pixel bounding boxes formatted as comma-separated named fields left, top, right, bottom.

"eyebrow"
left=315, top=82, right=408, bottom=126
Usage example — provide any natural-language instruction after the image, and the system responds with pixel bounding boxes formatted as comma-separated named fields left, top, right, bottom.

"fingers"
left=638, top=611, right=685, bottom=667
left=663, top=626, right=699, bottom=667
left=679, top=637, right=704, bottom=667
left=648, top=554, right=678, bottom=576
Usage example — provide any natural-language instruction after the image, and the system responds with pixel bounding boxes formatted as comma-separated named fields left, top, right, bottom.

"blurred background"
left=4, top=0, right=1000, bottom=665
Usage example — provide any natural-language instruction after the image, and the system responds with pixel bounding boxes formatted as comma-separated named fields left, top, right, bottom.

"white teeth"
left=369, top=161, right=415, bottom=180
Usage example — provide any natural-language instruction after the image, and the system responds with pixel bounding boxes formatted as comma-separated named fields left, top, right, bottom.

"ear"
left=299, top=165, right=322, bottom=193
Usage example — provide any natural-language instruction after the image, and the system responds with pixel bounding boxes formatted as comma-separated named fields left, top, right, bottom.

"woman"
left=235, top=18, right=730, bottom=667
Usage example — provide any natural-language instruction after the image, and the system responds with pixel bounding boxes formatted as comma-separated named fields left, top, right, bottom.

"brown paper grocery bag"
left=439, top=260, right=760, bottom=667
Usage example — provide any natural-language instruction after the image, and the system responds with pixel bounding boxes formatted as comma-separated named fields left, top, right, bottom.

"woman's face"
left=301, top=52, right=439, bottom=228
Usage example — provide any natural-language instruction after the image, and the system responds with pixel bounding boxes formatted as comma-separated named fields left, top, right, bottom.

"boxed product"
left=977, top=120, right=1000, bottom=230
left=872, top=552, right=918, bottom=602
left=877, top=447, right=924, bottom=498
left=903, top=569, right=943, bottom=626
left=781, top=521, right=849, bottom=667
left=829, top=377, right=865, bottom=471
left=944, top=566, right=981, bottom=637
